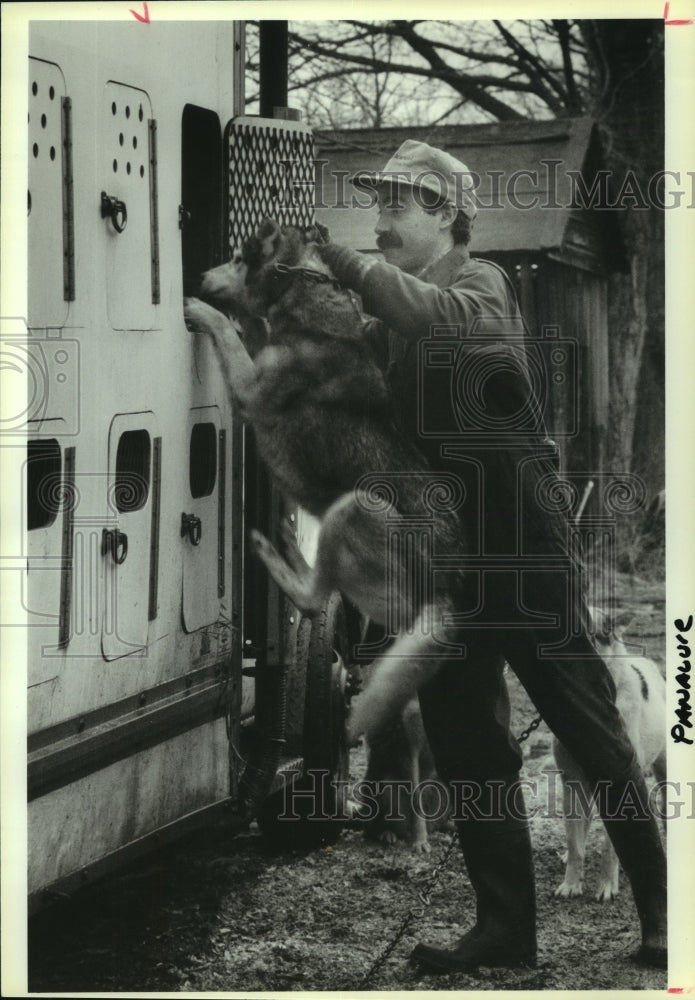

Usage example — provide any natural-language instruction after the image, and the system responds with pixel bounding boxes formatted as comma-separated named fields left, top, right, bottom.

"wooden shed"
left=314, top=118, right=627, bottom=485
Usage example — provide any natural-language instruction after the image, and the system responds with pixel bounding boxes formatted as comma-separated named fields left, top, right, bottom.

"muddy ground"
left=28, top=571, right=667, bottom=994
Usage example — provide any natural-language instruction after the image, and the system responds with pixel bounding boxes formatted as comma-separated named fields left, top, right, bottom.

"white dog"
left=554, top=610, right=666, bottom=902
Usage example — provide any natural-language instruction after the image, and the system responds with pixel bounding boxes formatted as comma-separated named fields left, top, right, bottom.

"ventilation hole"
left=33, top=143, right=39, bottom=158
left=115, top=430, right=151, bottom=513
left=27, top=439, right=62, bottom=531
left=49, top=85, right=55, bottom=100
left=111, top=101, right=117, bottom=115
left=125, top=105, right=131, bottom=119
left=113, top=159, right=118, bottom=172
left=119, top=133, right=124, bottom=146
left=126, top=162, right=131, bottom=175
left=189, top=423, right=217, bottom=498
left=133, top=136, right=137, bottom=149
left=41, top=113, right=47, bottom=128
left=28, top=190, right=32, bottom=215
left=140, top=165, right=145, bottom=178
left=32, top=81, right=38, bottom=96
left=50, top=146, right=56, bottom=161
left=138, top=105, right=143, bottom=121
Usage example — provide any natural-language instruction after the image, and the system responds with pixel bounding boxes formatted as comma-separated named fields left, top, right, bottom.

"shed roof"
left=314, top=117, right=622, bottom=265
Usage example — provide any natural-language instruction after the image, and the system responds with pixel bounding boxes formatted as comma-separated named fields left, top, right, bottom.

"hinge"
left=61, top=97, right=75, bottom=301
left=148, top=118, right=160, bottom=304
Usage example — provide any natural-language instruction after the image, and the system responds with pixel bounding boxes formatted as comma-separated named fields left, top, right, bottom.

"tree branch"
left=346, top=19, right=522, bottom=70
left=493, top=20, right=569, bottom=110
left=553, top=19, right=582, bottom=113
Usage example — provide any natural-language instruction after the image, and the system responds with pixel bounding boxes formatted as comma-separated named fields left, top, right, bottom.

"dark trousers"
left=418, top=623, right=635, bottom=787
left=417, top=604, right=667, bottom=936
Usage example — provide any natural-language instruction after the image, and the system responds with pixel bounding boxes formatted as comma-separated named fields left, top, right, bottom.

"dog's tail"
left=347, top=602, right=459, bottom=742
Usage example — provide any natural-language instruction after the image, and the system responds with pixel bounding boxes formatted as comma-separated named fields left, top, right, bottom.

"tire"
left=303, top=591, right=350, bottom=784
left=283, top=614, right=312, bottom=756
left=259, top=593, right=350, bottom=849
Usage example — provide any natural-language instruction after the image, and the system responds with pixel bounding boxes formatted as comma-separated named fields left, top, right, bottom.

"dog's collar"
left=272, top=262, right=341, bottom=290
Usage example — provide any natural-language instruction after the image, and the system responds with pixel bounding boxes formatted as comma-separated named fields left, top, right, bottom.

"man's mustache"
left=377, top=234, right=403, bottom=251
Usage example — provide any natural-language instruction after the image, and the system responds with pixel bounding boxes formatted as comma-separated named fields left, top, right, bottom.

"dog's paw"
left=377, top=830, right=398, bottom=847
left=411, top=839, right=432, bottom=855
left=554, top=880, right=584, bottom=898
left=183, top=297, right=221, bottom=335
left=251, top=529, right=295, bottom=588
left=595, top=880, right=620, bottom=903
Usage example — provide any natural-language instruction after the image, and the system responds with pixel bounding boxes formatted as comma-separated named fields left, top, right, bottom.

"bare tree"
left=579, top=20, right=664, bottom=491
left=245, top=18, right=664, bottom=489
left=283, top=20, right=591, bottom=125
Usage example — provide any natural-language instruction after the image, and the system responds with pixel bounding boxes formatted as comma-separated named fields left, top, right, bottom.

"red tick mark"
left=664, top=2, right=693, bottom=24
left=130, top=1, right=150, bottom=22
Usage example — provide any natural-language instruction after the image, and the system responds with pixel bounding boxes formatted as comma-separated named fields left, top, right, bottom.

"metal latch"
left=101, top=191, right=128, bottom=233
left=181, top=512, right=202, bottom=546
left=102, top=527, right=128, bottom=564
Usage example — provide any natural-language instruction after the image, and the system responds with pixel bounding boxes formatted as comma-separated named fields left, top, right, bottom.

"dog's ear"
left=242, top=219, right=283, bottom=270
left=611, top=608, right=637, bottom=641
left=257, top=218, right=283, bottom=260
left=587, top=605, right=612, bottom=646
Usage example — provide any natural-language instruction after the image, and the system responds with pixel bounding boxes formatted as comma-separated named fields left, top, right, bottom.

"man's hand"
left=316, top=242, right=377, bottom=292
left=305, top=221, right=330, bottom=245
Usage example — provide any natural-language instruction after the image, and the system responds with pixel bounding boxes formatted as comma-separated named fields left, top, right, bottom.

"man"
left=317, top=140, right=667, bottom=972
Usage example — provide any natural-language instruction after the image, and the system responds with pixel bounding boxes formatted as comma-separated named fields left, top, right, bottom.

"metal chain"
left=516, top=714, right=543, bottom=745
left=355, top=712, right=543, bottom=989
left=355, top=834, right=460, bottom=991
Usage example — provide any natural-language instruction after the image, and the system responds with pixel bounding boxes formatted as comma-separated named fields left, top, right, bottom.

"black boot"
left=597, top=757, right=667, bottom=969
left=412, top=781, right=537, bottom=973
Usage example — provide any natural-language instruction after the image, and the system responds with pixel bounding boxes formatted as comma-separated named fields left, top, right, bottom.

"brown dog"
left=184, top=220, right=466, bottom=746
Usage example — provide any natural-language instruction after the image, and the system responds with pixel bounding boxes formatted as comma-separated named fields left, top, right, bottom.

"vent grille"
left=226, top=117, right=315, bottom=251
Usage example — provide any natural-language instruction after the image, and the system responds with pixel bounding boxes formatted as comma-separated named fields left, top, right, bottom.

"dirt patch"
left=28, top=573, right=667, bottom=993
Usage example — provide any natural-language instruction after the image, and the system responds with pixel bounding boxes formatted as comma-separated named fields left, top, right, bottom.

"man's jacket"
left=322, top=243, right=571, bottom=577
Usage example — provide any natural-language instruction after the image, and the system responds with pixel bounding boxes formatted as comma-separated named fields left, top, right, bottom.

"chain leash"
left=516, top=714, right=542, bottom=745
left=355, top=713, right=543, bottom=990
left=355, top=834, right=460, bottom=990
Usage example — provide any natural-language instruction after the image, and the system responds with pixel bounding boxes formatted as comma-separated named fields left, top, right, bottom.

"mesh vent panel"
left=226, top=117, right=315, bottom=251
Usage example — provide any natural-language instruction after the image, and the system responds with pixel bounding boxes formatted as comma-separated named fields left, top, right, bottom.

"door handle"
left=181, top=513, right=202, bottom=546
left=101, top=191, right=128, bottom=233
left=102, top=527, right=129, bottom=564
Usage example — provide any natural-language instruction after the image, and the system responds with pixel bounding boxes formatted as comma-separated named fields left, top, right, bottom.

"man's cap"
left=352, top=139, right=477, bottom=220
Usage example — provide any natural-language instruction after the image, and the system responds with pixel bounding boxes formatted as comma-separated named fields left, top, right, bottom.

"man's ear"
left=438, top=202, right=457, bottom=231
